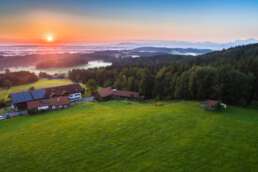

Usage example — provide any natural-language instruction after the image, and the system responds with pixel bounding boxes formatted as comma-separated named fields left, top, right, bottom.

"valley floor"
left=0, top=101, right=258, bottom=172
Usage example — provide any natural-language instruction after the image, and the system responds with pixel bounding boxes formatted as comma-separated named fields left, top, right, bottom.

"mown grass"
left=0, top=79, right=73, bottom=101
left=0, top=101, right=258, bottom=172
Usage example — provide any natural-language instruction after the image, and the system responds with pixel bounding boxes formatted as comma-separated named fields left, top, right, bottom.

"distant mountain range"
left=131, top=47, right=212, bottom=56
left=0, top=39, right=257, bottom=56
left=118, top=39, right=258, bottom=50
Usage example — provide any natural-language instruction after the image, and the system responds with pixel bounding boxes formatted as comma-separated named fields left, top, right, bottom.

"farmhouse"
left=10, top=84, right=83, bottom=112
left=97, top=87, right=141, bottom=100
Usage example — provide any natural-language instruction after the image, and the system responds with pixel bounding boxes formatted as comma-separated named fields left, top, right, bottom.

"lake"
left=0, top=60, right=112, bottom=75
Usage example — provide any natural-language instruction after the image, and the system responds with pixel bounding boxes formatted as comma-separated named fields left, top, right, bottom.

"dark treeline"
left=0, top=71, right=38, bottom=108
left=69, top=44, right=258, bottom=106
left=0, top=71, right=38, bottom=89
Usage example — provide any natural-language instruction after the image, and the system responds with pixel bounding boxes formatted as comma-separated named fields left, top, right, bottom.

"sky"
left=0, top=0, right=258, bottom=43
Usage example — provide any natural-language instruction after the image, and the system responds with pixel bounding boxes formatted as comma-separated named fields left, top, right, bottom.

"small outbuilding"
left=202, top=100, right=227, bottom=111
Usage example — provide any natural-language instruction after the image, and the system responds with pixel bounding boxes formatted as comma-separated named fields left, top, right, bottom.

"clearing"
left=0, top=101, right=258, bottom=172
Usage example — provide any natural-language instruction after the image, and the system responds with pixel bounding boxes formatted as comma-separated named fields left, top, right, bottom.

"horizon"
left=0, top=38, right=257, bottom=46
left=1, top=0, right=258, bottom=43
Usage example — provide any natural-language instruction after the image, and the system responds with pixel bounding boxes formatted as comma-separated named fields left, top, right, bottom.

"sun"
left=45, top=33, right=55, bottom=43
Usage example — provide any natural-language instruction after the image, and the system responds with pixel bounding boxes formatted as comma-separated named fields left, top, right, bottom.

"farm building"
left=10, top=84, right=84, bottom=112
left=10, top=89, right=46, bottom=111
left=97, top=87, right=142, bottom=100
left=202, top=100, right=227, bottom=111
left=27, top=96, right=70, bottom=113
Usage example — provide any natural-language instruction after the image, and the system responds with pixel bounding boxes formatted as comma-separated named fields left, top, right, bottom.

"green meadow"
left=0, top=79, right=73, bottom=101
left=0, top=101, right=258, bottom=172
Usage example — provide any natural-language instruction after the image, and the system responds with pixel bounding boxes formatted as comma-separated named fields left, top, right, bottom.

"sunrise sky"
left=0, top=0, right=258, bottom=43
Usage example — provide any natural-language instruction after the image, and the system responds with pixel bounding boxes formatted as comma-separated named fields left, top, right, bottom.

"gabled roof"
left=48, top=96, right=70, bottom=106
left=31, top=89, right=46, bottom=100
left=27, top=96, right=70, bottom=110
left=205, top=100, right=219, bottom=108
left=97, top=87, right=113, bottom=98
left=113, top=90, right=139, bottom=98
left=45, top=84, right=83, bottom=97
left=11, top=92, right=33, bottom=104
left=98, top=87, right=140, bottom=99
left=27, top=100, right=46, bottom=110
left=11, top=89, right=46, bottom=104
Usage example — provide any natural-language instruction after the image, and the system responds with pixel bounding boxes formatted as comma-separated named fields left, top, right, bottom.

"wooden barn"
left=27, top=96, right=70, bottom=113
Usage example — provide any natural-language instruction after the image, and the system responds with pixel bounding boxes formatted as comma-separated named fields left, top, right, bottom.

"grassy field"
left=0, top=101, right=258, bottom=172
left=0, top=79, right=73, bottom=101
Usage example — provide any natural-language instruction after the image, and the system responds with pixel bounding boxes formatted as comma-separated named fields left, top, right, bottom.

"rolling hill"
left=0, top=101, right=258, bottom=172
left=132, top=47, right=212, bottom=56
left=199, top=43, right=258, bottom=60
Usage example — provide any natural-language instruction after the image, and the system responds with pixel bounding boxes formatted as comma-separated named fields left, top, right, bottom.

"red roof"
left=27, top=96, right=70, bottom=110
left=206, top=100, right=219, bottom=108
left=48, top=96, right=70, bottom=106
left=27, top=101, right=42, bottom=109
left=97, top=87, right=113, bottom=98
left=112, top=90, right=139, bottom=98
left=45, top=84, right=83, bottom=98
left=98, top=87, right=140, bottom=99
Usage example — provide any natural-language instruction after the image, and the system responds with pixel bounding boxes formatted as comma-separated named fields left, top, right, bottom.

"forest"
left=0, top=71, right=38, bottom=89
left=69, top=44, right=258, bottom=105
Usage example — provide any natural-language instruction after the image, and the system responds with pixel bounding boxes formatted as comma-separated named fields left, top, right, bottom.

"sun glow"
left=45, top=33, right=55, bottom=43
